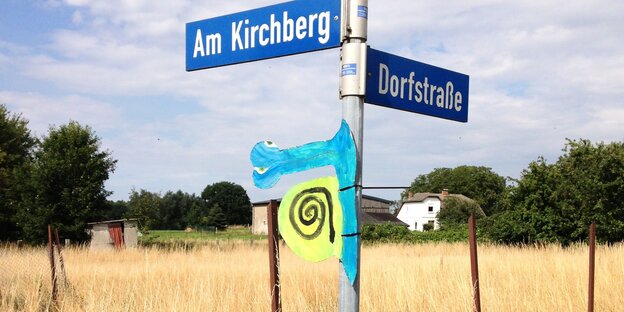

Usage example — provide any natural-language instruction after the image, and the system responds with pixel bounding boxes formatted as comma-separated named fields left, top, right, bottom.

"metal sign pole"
left=339, top=0, right=367, bottom=311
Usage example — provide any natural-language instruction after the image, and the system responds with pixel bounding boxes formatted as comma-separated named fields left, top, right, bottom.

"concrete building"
left=252, top=195, right=406, bottom=235
left=395, top=189, right=480, bottom=231
left=87, top=219, right=139, bottom=249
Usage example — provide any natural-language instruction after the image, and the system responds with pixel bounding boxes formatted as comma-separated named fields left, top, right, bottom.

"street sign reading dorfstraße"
left=365, top=47, right=470, bottom=122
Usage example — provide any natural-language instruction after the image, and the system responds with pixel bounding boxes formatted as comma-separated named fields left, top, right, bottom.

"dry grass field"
left=1, top=241, right=623, bottom=311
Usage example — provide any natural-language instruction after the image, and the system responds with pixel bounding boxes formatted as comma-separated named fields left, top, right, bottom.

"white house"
left=395, top=189, right=477, bottom=231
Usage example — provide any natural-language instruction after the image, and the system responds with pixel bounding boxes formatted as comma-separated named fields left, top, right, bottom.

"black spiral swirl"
left=289, top=187, right=335, bottom=243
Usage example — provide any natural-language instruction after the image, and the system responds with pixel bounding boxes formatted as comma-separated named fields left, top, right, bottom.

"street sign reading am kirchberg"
left=186, top=0, right=342, bottom=71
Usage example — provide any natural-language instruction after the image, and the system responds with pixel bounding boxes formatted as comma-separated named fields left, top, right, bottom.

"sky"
left=1, top=0, right=623, bottom=204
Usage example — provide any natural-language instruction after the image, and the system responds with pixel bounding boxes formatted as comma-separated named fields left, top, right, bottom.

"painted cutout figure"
left=278, top=176, right=343, bottom=262
left=250, top=120, right=358, bottom=284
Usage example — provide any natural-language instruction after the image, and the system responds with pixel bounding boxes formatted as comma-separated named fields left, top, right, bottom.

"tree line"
left=0, top=105, right=116, bottom=243
left=4, top=103, right=622, bottom=245
left=0, top=104, right=251, bottom=244
left=404, top=139, right=624, bottom=244
left=117, top=181, right=252, bottom=232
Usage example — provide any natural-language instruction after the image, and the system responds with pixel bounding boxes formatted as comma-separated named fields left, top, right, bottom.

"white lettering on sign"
left=194, top=29, right=222, bottom=57
left=192, top=10, right=331, bottom=58
left=232, top=11, right=331, bottom=51
left=378, top=63, right=463, bottom=112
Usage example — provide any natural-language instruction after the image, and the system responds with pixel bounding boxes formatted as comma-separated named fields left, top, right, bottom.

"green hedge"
left=361, top=223, right=469, bottom=244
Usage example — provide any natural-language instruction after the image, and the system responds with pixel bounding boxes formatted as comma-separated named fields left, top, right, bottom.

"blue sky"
left=2, top=0, right=624, bottom=203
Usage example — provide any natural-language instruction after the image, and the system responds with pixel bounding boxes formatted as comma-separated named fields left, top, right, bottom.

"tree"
left=405, top=166, right=507, bottom=215
left=159, top=191, right=186, bottom=230
left=17, top=121, right=116, bottom=243
left=125, top=189, right=161, bottom=232
left=0, top=105, right=36, bottom=240
left=437, top=196, right=485, bottom=229
left=204, top=204, right=227, bottom=229
left=479, top=209, right=539, bottom=244
left=201, top=181, right=251, bottom=225
left=481, top=157, right=577, bottom=244
left=160, top=190, right=204, bottom=230
left=103, top=200, right=128, bottom=220
left=509, top=157, right=565, bottom=243
left=555, top=139, right=624, bottom=243
left=483, top=139, right=624, bottom=244
left=184, top=195, right=210, bottom=229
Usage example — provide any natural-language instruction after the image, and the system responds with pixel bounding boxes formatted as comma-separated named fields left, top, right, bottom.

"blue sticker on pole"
left=342, top=63, right=357, bottom=76
left=186, top=0, right=342, bottom=71
left=365, top=47, right=470, bottom=122
left=357, top=6, right=368, bottom=19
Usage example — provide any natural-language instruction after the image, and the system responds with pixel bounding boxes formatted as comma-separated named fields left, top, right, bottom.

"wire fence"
left=0, top=227, right=71, bottom=311
left=1, top=243, right=54, bottom=310
left=0, top=222, right=613, bottom=311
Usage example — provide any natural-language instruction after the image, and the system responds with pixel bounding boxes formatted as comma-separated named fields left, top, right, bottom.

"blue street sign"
left=186, top=0, right=342, bottom=71
left=365, top=47, right=470, bottom=122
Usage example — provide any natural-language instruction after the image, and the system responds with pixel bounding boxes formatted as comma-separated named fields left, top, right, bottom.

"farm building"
left=251, top=195, right=406, bottom=235
left=87, top=219, right=139, bottom=249
left=395, top=189, right=481, bottom=231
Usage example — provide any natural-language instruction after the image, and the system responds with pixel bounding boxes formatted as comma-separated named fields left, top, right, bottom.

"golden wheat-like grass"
left=1, top=242, right=623, bottom=311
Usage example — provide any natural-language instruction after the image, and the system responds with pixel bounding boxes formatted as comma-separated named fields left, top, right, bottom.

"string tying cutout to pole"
left=339, top=184, right=362, bottom=192
left=342, top=232, right=361, bottom=237
left=340, top=185, right=410, bottom=191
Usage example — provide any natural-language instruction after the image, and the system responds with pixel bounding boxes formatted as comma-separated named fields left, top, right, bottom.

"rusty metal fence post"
left=267, top=200, right=281, bottom=312
left=47, top=225, right=57, bottom=301
left=468, top=214, right=481, bottom=312
left=54, top=228, right=68, bottom=288
left=588, top=222, right=596, bottom=312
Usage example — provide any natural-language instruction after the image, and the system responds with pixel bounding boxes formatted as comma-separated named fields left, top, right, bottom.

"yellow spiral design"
left=278, top=176, right=343, bottom=262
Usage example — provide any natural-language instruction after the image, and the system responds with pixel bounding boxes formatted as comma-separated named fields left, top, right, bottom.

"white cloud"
left=38, top=0, right=63, bottom=9
left=0, top=40, right=31, bottom=55
left=0, top=91, right=122, bottom=136
left=71, top=10, right=83, bottom=24
left=1, top=0, right=624, bottom=202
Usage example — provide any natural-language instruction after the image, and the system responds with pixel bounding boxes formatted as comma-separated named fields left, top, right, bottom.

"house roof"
left=394, top=193, right=481, bottom=216
left=361, top=194, right=393, bottom=205
left=401, top=192, right=471, bottom=203
left=252, top=199, right=280, bottom=206
left=87, top=218, right=138, bottom=225
left=361, top=212, right=408, bottom=226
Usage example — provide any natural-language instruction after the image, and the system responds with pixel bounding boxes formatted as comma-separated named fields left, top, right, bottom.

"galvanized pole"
left=588, top=222, right=596, bottom=312
left=468, top=214, right=481, bottom=312
left=339, top=0, right=367, bottom=311
left=267, top=200, right=281, bottom=312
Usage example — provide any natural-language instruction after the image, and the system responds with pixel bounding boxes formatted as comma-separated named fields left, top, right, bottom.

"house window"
left=414, top=222, right=417, bottom=230
left=428, top=205, right=434, bottom=213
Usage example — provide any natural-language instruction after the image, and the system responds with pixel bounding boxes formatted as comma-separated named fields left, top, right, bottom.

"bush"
left=362, top=223, right=470, bottom=244
left=361, top=223, right=411, bottom=243
left=437, top=196, right=485, bottom=229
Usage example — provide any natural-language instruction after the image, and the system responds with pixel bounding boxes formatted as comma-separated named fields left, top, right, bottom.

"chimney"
left=442, top=189, right=449, bottom=197
left=407, top=191, right=413, bottom=200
